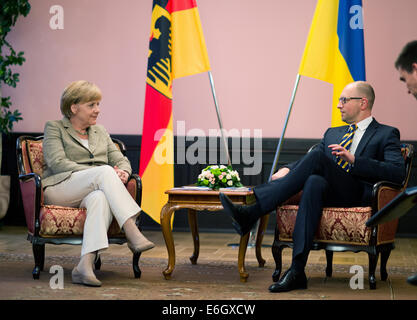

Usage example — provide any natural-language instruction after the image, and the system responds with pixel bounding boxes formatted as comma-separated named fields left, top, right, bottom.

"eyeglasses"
left=338, top=97, right=363, bottom=104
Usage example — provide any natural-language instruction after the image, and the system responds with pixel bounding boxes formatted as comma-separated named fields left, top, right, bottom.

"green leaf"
left=0, top=0, right=30, bottom=134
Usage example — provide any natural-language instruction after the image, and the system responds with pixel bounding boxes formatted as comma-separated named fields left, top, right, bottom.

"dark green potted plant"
left=0, top=0, right=31, bottom=220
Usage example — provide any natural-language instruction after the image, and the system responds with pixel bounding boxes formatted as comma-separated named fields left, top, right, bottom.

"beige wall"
left=3, top=0, right=417, bottom=139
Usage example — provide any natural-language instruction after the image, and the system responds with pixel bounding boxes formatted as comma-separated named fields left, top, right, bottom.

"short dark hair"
left=395, top=40, right=417, bottom=72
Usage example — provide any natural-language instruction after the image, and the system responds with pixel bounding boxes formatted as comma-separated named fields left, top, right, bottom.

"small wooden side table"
left=160, top=187, right=269, bottom=282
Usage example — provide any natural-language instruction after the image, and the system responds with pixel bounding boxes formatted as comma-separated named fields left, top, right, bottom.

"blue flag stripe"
left=337, top=0, right=366, bottom=81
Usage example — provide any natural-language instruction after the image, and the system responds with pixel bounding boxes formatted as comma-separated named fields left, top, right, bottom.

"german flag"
left=139, top=0, right=210, bottom=224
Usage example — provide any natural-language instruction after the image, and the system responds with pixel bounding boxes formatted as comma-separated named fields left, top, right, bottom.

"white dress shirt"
left=350, top=116, right=373, bottom=155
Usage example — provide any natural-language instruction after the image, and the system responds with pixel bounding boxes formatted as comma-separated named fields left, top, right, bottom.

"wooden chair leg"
left=133, top=252, right=142, bottom=278
left=325, top=250, right=333, bottom=277
left=188, top=209, right=199, bottom=265
left=380, top=249, right=391, bottom=281
left=368, top=252, right=378, bottom=290
left=32, top=243, right=45, bottom=280
left=133, top=212, right=142, bottom=278
left=272, top=244, right=283, bottom=282
left=94, top=256, right=102, bottom=270
left=255, top=215, right=269, bottom=268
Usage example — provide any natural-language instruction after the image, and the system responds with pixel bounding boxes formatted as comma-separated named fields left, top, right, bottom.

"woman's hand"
left=271, top=167, right=290, bottom=180
left=114, top=166, right=129, bottom=184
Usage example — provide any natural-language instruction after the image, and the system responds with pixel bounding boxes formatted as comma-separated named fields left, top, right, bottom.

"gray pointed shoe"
left=71, top=267, right=102, bottom=287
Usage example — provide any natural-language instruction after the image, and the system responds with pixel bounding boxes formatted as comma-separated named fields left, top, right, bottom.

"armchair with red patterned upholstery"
left=16, top=135, right=144, bottom=280
left=272, top=143, right=414, bottom=289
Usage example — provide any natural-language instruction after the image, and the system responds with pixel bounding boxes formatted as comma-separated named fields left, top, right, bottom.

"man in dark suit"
left=220, top=81, right=406, bottom=292
left=395, top=40, right=417, bottom=286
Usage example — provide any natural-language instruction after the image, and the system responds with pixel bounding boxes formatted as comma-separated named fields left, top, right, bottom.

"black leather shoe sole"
left=269, top=281, right=307, bottom=293
left=231, top=220, right=244, bottom=236
left=268, top=270, right=307, bottom=293
left=219, top=193, right=254, bottom=236
left=238, top=221, right=256, bottom=236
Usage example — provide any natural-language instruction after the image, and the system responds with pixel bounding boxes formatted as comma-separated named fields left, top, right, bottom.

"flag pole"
left=268, top=73, right=301, bottom=181
left=208, top=71, right=232, bottom=166
left=243, top=73, right=302, bottom=249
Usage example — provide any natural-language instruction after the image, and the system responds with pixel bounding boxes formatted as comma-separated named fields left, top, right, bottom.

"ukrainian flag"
left=299, top=0, right=366, bottom=127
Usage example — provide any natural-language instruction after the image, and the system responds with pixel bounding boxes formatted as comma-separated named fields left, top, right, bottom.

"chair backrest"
left=16, top=135, right=127, bottom=177
left=16, top=136, right=44, bottom=176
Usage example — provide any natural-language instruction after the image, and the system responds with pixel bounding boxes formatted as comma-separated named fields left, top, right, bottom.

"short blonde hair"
left=60, top=80, right=102, bottom=118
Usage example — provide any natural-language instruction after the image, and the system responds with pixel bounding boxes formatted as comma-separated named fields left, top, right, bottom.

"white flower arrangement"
left=197, top=165, right=243, bottom=190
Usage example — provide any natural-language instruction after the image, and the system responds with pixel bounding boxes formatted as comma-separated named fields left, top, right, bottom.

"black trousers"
left=253, top=149, right=368, bottom=271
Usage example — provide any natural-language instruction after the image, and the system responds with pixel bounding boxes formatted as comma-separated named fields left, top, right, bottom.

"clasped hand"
left=114, top=166, right=129, bottom=184
left=328, top=144, right=355, bottom=164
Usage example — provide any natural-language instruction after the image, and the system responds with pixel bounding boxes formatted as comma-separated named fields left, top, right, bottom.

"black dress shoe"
left=268, top=268, right=307, bottom=293
left=219, top=193, right=257, bottom=235
left=407, top=273, right=417, bottom=286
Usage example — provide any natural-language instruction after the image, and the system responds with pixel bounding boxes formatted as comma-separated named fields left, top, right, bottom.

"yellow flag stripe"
left=330, top=57, right=354, bottom=127
left=298, top=0, right=356, bottom=128
left=140, top=115, right=174, bottom=225
left=171, top=7, right=211, bottom=79
left=298, top=0, right=339, bottom=82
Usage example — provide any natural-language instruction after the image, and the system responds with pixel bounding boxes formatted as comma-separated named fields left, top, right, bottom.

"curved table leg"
left=238, top=232, right=250, bottom=282
left=188, top=209, right=200, bottom=265
left=255, top=215, right=269, bottom=267
left=161, top=203, right=178, bottom=280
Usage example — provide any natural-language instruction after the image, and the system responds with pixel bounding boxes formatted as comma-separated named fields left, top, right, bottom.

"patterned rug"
left=1, top=251, right=416, bottom=301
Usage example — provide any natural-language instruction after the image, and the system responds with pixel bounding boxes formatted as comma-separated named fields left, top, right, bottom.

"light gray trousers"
left=44, top=165, right=140, bottom=256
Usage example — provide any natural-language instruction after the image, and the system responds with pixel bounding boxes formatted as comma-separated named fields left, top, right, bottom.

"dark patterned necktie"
left=336, top=124, right=358, bottom=172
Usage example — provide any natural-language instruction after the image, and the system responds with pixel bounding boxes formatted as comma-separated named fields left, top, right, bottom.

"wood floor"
left=0, top=226, right=416, bottom=301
